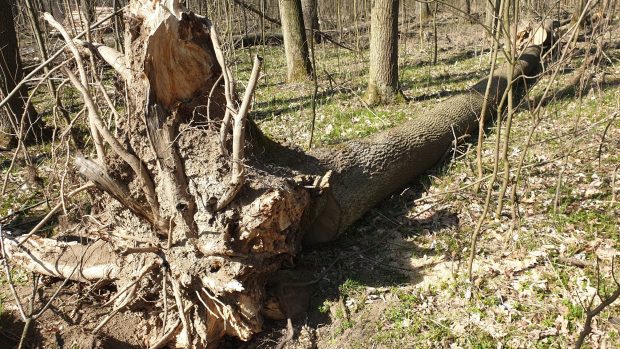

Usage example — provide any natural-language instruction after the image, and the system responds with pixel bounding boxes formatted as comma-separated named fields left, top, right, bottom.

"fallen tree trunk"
left=232, top=32, right=283, bottom=48
left=2, top=1, right=552, bottom=347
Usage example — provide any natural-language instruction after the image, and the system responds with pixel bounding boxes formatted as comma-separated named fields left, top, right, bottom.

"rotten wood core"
left=3, top=0, right=555, bottom=347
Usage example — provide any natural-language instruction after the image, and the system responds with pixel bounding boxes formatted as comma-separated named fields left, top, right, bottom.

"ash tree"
left=365, top=0, right=400, bottom=105
left=3, top=0, right=553, bottom=347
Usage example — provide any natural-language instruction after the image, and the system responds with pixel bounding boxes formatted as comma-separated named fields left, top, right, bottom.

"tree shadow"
left=400, top=68, right=486, bottom=92
left=240, top=181, right=461, bottom=348
left=252, top=89, right=339, bottom=121
left=532, top=75, right=620, bottom=108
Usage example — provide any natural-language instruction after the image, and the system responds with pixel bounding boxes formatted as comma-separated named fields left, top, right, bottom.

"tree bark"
left=420, top=1, right=431, bottom=20
left=2, top=0, right=552, bottom=347
left=81, top=0, right=96, bottom=23
left=279, top=0, right=313, bottom=82
left=301, top=0, right=320, bottom=43
left=0, top=0, right=39, bottom=149
left=486, top=0, right=501, bottom=35
left=364, top=0, right=400, bottom=105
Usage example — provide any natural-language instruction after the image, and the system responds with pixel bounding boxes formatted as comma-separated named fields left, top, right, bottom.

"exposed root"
left=216, top=55, right=263, bottom=211
left=102, top=261, right=158, bottom=307
left=275, top=318, right=294, bottom=349
left=4, top=236, right=121, bottom=282
left=170, top=276, right=193, bottom=346
left=150, top=320, right=181, bottom=349
left=93, top=281, right=139, bottom=334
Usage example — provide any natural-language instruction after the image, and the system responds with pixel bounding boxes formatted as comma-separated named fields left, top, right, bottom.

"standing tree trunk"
left=81, top=0, right=96, bottom=23
left=0, top=0, right=39, bottom=149
left=279, top=0, right=313, bottom=82
left=365, top=0, right=400, bottom=105
left=486, top=0, right=501, bottom=35
left=464, top=0, right=472, bottom=15
left=3, top=0, right=553, bottom=347
left=301, top=0, right=320, bottom=43
left=420, top=1, right=431, bottom=19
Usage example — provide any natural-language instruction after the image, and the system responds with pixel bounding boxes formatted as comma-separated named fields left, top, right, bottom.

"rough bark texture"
left=365, top=0, right=400, bottom=105
left=279, top=0, right=313, bottom=82
left=258, top=45, right=544, bottom=244
left=0, top=0, right=38, bottom=149
left=3, top=0, right=550, bottom=347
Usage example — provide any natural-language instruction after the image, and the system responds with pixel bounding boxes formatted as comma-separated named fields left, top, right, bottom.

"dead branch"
left=63, top=69, right=164, bottom=230
left=575, top=257, right=620, bottom=348
left=5, top=236, right=120, bottom=282
left=74, top=157, right=158, bottom=230
left=46, top=13, right=165, bottom=232
left=210, top=23, right=237, bottom=155
left=217, top=55, right=263, bottom=211
left=43, top=13, right=106, bottom=161
left=0, top=7, right=124, bottom=110
left=16, top=182, right=94, bottom=248
left=74, top=39, right=131, bottom=81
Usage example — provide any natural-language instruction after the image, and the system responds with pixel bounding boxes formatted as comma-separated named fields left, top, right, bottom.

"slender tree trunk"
left=279, top=0, right=313, bottom=82
left=301, top=0, right=320, bottom=43
left=365, top=0, right=400, bottom=105
left=420, top=1, right=431, bottom=19
left=486, top=0, right=501, bottom=36
left=0, top=0, right=39, bottom=149
left=81, top=0, right=96, bottom=23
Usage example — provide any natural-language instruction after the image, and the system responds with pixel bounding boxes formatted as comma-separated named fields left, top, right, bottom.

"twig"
left=575, top=257, right=620, bottom=348
left=102, top=261, right=157, bottom=307
left=43, top=12, right=105, bottom=162
left=0, top=228, right=27, bottom=321
left=16, top=183, right=94, bottom=248
left=0, top=7, right=126, bottom=110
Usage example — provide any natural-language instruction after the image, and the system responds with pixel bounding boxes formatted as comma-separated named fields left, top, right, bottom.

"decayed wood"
left=75, top=156, right=156, bottom=228
left=4, top=236, right=121, bottom=282
left=145, top=105, right=198, bottom=238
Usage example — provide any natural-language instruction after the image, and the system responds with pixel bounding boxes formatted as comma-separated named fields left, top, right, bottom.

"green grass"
left=232, top=41, right=486, bottom=148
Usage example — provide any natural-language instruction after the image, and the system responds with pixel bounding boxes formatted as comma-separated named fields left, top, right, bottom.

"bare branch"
left=216, top=55, right=263, bottom=211
left=74, top=39, right=131, bottom=81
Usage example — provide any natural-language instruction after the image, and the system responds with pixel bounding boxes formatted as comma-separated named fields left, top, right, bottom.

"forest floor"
left=0, top=13, right=619, bottom=349
left=236, top=17, right=620, bottom=349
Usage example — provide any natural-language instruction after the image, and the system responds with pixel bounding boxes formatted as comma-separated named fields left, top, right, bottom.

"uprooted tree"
left=2, top=0, right=554, bottom=347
